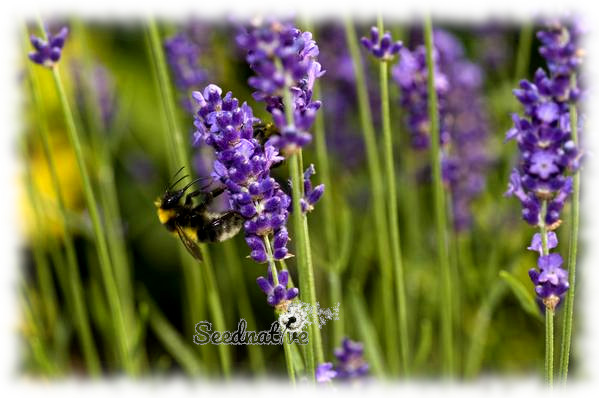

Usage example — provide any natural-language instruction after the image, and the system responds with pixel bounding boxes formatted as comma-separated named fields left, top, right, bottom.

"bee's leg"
left=184, top=190, right=201, bottom=206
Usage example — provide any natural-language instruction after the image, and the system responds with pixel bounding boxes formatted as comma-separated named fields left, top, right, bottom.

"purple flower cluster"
left=236, top=19, right=325, bottom=155
left=334, top=338, right=369, bottom=379
left=28, top=26, right=68, bottom=67
left=393, top=30, right=490, bottom=231
left=315, top=362, right=337, bottom=383
left=165, top=32, right=208, bottom=113
left=315, top=338, right=369, bottom=383
left=505, top=20, right=582, bottom=228
left=360, top=27, right=402, bottom=61
left=300, top=164, right=324, bottom=213
left=70, top=61, right=117, bottom=131
left=527, top=232, right=569, bottom=309
left=92, top=65, right=117, bottom=130
left=392, top=44, right=450, bottom=149
left=256, top=267, right=298, bottom=308
left=433, top=30, right=490, bottom=231
left=192, top=84, right=291, bottom=263
left=506, top=20, right=583, bottom=309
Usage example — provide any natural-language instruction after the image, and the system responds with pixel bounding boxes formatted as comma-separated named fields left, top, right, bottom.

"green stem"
left=514, top=24, right=533, bottom=83
left=559, top=78, right=580, bottom=384
left=312, top=55, right=336, bottom=261
left=146, top=19, right=232, bottom=375
left=539, top=200, right=554, bottom=388
left=546, top=308, right=555, bottom=387
left=199, top=246, right=232, bottom=378
left=424, top=15, right=454, bottom=377
left=349, top=283, right=386, bottom=378
left=72, top=20, right=137, bottom=349
left=344, top=18, right=397, bottom=375
left=328, top=271, right=344, bottom=345
left=141, top=289, right=203, bottom=375
left=26, top=27, right=102, bottom=375
left=264, top=236, right=296, bottom=384
left=50, top=62, right=132, bottom=373
left=378, top=15, right=409, bottom=376
left=221, top=242, right=266, bottom=373
left=20, top=136, right=58, bottom=343
left=278, top=58, right=323, bottom=371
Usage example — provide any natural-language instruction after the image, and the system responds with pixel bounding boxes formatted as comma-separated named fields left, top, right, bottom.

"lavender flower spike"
left=300, top=164, right=324, bottom=213
left=29, top=26, right=68, bottom=68
left=193, top=84, right=292, bottom=261
left=256, top=268, right=298, bottom=308
left=361, top=26, right=402, bottom=61
left=529, top=253, right=569, bottom=310
left=315, top=362, right=337, bottom=383
left=236, top=19, right=325, bottom=155
left=334, top=338, right=369, bottom=379
left=505, top=20, right=582, bottom=229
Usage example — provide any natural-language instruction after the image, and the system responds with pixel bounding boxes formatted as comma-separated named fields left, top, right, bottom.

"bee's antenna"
left=167, top=174, right=189, bottom=191
left=181, top=176, right=209, bottom=193
left=165, top=166, right=186, bottom=191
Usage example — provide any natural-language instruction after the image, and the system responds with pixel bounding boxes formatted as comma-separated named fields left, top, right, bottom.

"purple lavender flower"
left=192, top=84, right=291, bottom=261
left=28, top=26, right=68, bottom=68
left=317, top=24, right=367, bottom=170
left=434, top=30, right=491, bottom=231
left=392, top=44, right=450, bottom=150
left=70, top=60, right=117, bottom=131
left=165, top=32, right=208, bottom=113
left=527, top=231, right=558, bottom=255
left=256, top=267, right=298, bottom=308
left=360, top=26, right=402, bottom=61
left=506, top=19, right=583, bottom=310
left=315, top=362, right=337, bottom=383
left=505, top=21, right=582, bottom=228
left=92, top=65, right=116, bottom=130
left=528, top=250, right=569, bottom=308
left=537, top=19, right=584, bottom=86
left=394, top=29, right=490, bottom=231
left=300, top=164, right=324, bottom=213
left=236, top=19, right=325, bottom=155
left=334, top=338, right=369, bottom=379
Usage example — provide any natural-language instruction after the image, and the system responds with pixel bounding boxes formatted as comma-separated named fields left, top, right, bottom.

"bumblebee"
left=155, top=168, right=243, bottom=261
left=253, top=121, right=279, bottom=145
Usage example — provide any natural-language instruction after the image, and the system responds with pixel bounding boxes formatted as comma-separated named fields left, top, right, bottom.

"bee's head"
left=156, top=189, right=185, bottom=210
left=156, top=168, right=212, bottom=210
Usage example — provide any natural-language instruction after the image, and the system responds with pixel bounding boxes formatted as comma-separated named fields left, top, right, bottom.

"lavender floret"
left=360, top=26, right=402, bottom=61
left=315, top=362, right=337, bottom=383
left=28, top=26, right=68, bottom=68
left=256, top=268, right=298, bottom=308
left=334, top=338, right=369, bottom=379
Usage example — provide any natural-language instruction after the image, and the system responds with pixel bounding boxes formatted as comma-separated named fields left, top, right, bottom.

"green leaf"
left=499, top=270, right=543, bottom=321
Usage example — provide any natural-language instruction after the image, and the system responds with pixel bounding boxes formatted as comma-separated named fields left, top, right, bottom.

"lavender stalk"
left=344, top=19, right=398, bottom=374
left=558, top=75, right=580, bottom=384
left=146, top=20, right=232, bottom=376
left=31, top=18, right=132, bottom=373
left=424, top=15, right=455, bottom=376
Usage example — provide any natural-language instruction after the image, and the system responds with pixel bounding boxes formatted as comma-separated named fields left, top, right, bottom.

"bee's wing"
left=175, top=225, right=203, bottom=263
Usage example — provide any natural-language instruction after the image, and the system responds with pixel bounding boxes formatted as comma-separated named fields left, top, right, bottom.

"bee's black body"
left=155, top=172, right=243, bottom=261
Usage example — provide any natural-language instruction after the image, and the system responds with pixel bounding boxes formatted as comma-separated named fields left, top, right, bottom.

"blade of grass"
left=139, top=287, right=203, bottom=375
